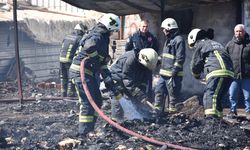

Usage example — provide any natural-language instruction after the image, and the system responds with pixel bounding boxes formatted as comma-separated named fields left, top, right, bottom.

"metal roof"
left=62, top=0, right=232, bottom=16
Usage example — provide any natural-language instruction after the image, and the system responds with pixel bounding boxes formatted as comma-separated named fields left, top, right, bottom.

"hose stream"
left=80, top=59, right=197, bottom=150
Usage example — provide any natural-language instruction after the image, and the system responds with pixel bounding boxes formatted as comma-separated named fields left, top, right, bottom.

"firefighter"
left=125, top=20, right=159, bottom=100
left=110, top=48, right=158, bottom=121
left=188, top=28, right=234, bottom=118
left=59, top=23, right=88, bottom=97
left=154, top=18, right=186, bottom=113
left=69, top=13, right=121, bottom=135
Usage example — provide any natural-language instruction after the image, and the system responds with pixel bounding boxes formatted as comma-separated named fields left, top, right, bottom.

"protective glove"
left=141, top=97, right=151, bottom=104
left=192, top=72, right=201, bottom=79
left=141, top=97, right=158, bottom=111
left=199, top=79, right=206, bottom=85
left=84, top=58, right=100, bottom=72
left=172, top=70, right=178, bottom=77
left=102, top=55, right=111, bottom=65
left=91, top=61, right=100, bottom=71
left=114, top=92, right=122, bottom=101
left=157, top=56, right=162, bottom=65
left=141, top=98, right=162, bottom=119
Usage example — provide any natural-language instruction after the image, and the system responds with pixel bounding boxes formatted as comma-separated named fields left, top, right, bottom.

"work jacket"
left=70, top=23, right=116, bottom=94
left=125, top=30, right=159, bottom=54
left=191, top=39, right=234, bottom=81
left=159, top=31, right=185, bottom=77
left=225, top=34, right=250, bottom=79
left=110, top=51, right=150, bottom=100
left=59, top=31, right=83, bottom=63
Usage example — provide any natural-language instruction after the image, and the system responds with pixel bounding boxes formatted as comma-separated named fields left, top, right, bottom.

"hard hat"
left=161, top=18, right=178, bottom=30
left=188, top=28, right=201, bottom=48
left=138, top=48, right=158, bottom=70
left=99, top=13, right=120, bottom=32
left=74, top=23, right=87, bottom=32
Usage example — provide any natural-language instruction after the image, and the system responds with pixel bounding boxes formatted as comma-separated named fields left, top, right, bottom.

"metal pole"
left=161, top=0, right=165, bottom=22
left=13, top=0, right=23, bottom=105
left=119, top=16, right=124, bottom=40
left=0, top=97, right=78, bottom=103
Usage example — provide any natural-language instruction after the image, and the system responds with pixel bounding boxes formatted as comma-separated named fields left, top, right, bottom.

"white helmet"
left=188, top=28, right=201, bottom=47
left=74, top=23, right=87, bottom=31
left=99, top=13, right=120, bottom=32
left=161, top=18, right=178, bottom=30
left=138, top=48, right=158, bottom=70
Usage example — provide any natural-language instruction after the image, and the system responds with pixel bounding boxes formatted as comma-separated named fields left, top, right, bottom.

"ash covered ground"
left=0, top=81, right=250, bottom=150
left=0, top=97, right=249, bottom=150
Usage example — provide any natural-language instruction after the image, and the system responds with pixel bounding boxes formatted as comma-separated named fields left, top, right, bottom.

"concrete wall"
left=21, top=18, right=96, bottom=44
left=243, top=0, right=250, bottom=33
left=0, top=18, right=96, bottom=82
left=192, top=1, right=236, bottom=45
left=0, top=22, right=60, bottom=82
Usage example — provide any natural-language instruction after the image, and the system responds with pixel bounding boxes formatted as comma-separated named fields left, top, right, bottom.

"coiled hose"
left=80, top=59, right=197, bottom=150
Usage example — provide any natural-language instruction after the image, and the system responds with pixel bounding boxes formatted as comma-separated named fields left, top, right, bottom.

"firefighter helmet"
left=161, top=18, right=178, bottom=30
left=99, top=13, right=120, bottom=32
left=188, top=28, right=201, bottom=48
left=138, top=48, right=158, bottom=70
left=74, top=23, right=87, bottom=32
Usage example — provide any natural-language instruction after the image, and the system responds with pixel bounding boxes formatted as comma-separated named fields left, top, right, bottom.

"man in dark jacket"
left=69, top=13, right=121, bottom=136
left=110, top=48, right=158, bottom=121
left=188, top=28, right=234, bottom=118
left=125, top=20, right=159, bottom=99
left=59, top=23, right=87, bottom=97
left=154, top=18, right=185, bottom=113
left=125, top=20, right=158, bottom=54
left=226, top=24, right=250, bottom=116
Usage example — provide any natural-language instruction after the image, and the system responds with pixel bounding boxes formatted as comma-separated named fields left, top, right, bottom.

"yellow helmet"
left=138, top=48, right=158, bottom=70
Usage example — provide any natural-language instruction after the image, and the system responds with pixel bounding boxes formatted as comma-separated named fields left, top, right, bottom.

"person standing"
left=154, top=18, right=185, bottom=113
left=125, top=20, right=159, bottom=100
left=110, top=48, right=158, bottom=122
left=69, top=13, right=121, bottom=136
left=59, top=23, right=88, bottom=97
left=225, top=24, right=250, bottom=116
left=125, top=20, right=158, bottom=53
left=188, top=28, right=234, bottom=118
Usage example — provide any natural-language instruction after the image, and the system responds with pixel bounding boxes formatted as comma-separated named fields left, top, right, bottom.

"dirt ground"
left=0, top=93, right=249, bottom=150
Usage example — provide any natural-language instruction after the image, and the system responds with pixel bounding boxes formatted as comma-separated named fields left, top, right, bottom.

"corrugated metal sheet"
left=62, top=0, right=233, bottom=16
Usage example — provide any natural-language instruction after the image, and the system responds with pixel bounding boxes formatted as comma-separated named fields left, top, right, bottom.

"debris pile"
left=0, top=81, right=61, bottom=99
left=0, top=97, right=249, bottom=150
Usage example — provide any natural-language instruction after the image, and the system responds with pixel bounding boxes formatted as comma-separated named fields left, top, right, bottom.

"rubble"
left=0, top=81, right=249, bottom=149
left=57, top=138, right=81, bottom=150
left=0, top=96, right=249, bottom=150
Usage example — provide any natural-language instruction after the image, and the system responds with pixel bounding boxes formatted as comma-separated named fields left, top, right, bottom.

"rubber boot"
left=78, top=122, right=94, bottom=136
left=67, top=81, right=76, bottom=97
left=168, top=103, right=177, bottom=113
left=111, top=98, right=124, bottom=123
left=154, top=93, right=165, bottom=113
left=61, top=78, right=68, bottom=97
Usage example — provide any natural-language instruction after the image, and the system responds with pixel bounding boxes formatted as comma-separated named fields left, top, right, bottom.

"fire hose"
left=80, top=59, right=197, bottom=150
